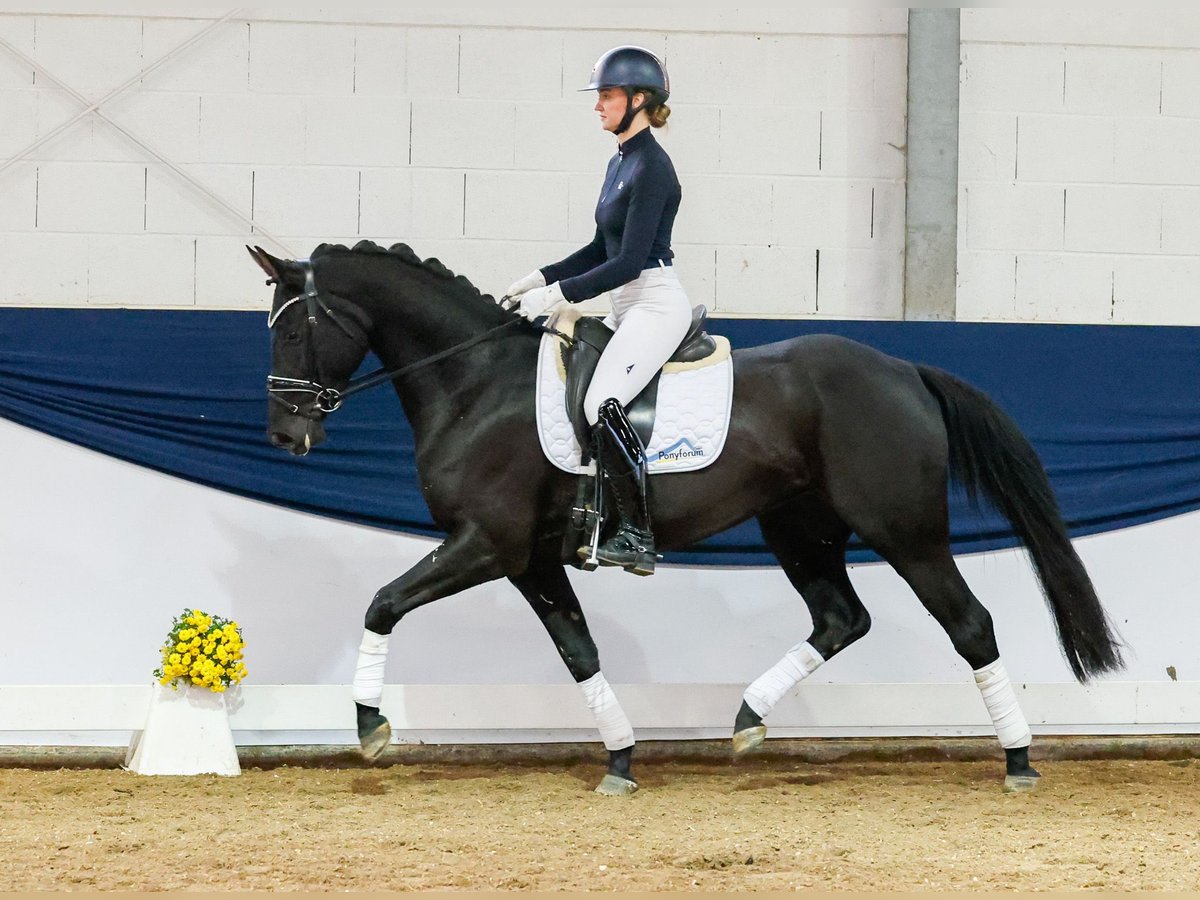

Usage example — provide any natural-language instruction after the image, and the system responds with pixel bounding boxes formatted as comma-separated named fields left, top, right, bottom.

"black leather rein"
left=267, top=260, right=562, bottom=418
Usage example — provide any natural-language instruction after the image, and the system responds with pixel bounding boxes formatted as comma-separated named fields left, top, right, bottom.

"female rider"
left=504, top=45, right=689, bottom=577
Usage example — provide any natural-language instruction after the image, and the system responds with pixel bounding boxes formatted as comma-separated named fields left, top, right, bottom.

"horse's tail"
left=916, top=364, right=1123, bottom=682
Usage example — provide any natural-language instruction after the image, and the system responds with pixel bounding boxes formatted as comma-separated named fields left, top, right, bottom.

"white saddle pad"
left=535, top=307, right=734, bottom=475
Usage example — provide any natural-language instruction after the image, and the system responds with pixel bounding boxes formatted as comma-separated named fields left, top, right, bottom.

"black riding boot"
left=580, top=398, right=656, bottom=576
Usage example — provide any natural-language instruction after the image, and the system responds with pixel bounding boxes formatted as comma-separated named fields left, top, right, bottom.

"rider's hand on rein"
left=515, top=282, right=566, bottom=321
left=503, top=269, right=546, bottom=300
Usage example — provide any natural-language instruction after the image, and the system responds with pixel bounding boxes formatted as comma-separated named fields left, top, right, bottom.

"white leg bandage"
left=974, top=658, right=1032, bottom=749
left=743, top=641, right=825, bottom=718
left=579, top=672, right=634, bottom=751
left=352, top=629, right=390, bottom=708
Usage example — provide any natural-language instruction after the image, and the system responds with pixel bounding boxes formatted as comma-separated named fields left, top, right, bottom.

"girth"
left=561, top=305, right=718, bottom=449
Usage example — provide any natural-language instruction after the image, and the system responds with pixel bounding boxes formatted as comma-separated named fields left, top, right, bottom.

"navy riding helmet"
left=581, top=46, right=670, bottom=134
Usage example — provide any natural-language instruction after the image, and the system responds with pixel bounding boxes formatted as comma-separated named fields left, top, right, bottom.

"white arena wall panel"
left=958, top=9, right=1200, bottom=324
left=0, top=8, right=908, bottom=318
left=2, top=417, right=1197, bottom=745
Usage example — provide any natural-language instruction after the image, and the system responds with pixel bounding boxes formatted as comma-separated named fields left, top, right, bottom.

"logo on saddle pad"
left=649, top=437, right=705, bottom=464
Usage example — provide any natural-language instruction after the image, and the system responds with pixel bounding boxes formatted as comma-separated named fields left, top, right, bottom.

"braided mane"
left=312, top=240, right=495, bottom=303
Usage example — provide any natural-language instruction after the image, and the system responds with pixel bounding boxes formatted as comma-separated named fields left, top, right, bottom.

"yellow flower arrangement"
left=153, top=608, right=247, bottom=693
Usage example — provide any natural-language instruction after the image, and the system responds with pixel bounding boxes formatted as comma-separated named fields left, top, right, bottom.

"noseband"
left=267, top=259, right=530, bottom=420
left=267, top=260, right=372, bottom=418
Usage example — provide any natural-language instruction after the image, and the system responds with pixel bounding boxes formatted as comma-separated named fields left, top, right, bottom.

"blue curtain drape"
left=1, top=308, right=1197, bottom=565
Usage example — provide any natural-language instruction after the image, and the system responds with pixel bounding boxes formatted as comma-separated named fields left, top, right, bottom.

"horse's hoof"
left=359, top=721, right=392, bottom=761
left=595, top=774, right=638, bottom=796
left=1003, top=774, right=1040, bottom=793
left=732, top=725, right=767, bottom=754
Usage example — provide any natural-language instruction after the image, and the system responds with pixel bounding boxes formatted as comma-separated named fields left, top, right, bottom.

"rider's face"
left=595, top=87, right=644, bottom=133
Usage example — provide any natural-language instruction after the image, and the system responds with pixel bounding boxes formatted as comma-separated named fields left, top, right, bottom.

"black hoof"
left=734, top=700, right=763, bottom=734
left=1003, top=745, right=1040, bottom=792
left=356, top=702, right=392, bottom=761
left=1004, top=745, right=1041, bottom=778
left=596, top=745, right=637, bottom=795
left=732, top=701, right=767, bottom=754
left=608, top=745, right=634, bottom=781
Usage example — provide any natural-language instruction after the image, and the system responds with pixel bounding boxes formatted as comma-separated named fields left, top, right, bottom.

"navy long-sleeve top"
left=540, top=128, right=681, bottom=302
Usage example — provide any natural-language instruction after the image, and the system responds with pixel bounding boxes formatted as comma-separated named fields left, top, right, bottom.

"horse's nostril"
left=269, top=431, right=294, bottom=449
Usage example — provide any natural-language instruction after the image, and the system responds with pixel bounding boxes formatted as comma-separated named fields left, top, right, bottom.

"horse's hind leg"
left=878, top=541, right=1040, bottom=792
left=734, top=501, right=871, bottom=752
left=509, top=562, right=638, bottom=797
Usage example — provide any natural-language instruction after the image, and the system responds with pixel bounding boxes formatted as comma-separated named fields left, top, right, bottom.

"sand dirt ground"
left=2, top=753, right=1199, bottom=890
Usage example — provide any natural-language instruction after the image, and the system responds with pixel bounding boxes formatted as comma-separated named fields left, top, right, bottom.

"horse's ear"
left=247, top=245, right=285, bottom=284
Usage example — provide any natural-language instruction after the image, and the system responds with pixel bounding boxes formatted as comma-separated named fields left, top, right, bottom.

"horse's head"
left=248, top=245, right=374, bottom=456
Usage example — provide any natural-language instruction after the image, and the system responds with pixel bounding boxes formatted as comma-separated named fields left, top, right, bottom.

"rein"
left=268, top=259, right=568, bottom=417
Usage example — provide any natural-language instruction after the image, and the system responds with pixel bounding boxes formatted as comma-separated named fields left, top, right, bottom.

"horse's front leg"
left=509, top=563, right=638, bottom=797
left=353, top=525, right=504, bottom=759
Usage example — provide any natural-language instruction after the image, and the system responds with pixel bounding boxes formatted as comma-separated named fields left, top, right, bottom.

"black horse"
left=250, top=240, right=1123, bottom=794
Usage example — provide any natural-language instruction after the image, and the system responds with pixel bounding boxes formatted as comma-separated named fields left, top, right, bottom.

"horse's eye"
left=284, top=331, right=301, bottom=344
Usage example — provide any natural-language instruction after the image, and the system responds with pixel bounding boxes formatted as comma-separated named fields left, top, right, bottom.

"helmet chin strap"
left=615, top=87, right=647, bottom=135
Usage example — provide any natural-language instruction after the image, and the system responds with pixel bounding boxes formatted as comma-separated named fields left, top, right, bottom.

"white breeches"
left=583, top=264, right=692, bottom=426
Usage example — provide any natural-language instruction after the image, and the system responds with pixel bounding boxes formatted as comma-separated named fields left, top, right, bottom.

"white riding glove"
left=503, top=269, right=546, bottom=300
left=517, top=282, right=566, bottom=321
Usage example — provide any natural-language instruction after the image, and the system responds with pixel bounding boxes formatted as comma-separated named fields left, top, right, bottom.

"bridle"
left=266, top=260, right=373, bottom=417
left=266, top=259, right=529, bottom=419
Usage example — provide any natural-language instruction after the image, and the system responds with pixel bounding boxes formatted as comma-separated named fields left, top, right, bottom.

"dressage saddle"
left=560, top=304, right=718, bottom=450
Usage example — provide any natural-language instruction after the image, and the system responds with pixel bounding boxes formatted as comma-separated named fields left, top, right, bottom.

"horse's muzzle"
left=268, top=418, right=326, bottom=456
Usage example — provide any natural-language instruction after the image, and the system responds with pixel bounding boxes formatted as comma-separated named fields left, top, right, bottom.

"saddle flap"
left=559, top=305, right=719, bottom=450
left=562, top=318, right=656, bottom=450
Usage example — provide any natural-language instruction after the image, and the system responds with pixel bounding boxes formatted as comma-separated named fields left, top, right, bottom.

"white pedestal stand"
left=125, top=682, right=241, bottom=776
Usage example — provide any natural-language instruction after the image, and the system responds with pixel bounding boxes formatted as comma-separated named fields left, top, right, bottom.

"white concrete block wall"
left=959, top=9, right=1200, bottom=324
left=31, top=16, right=143, bottom=95
left=0, top=9, right=907, bottom=317
left=0, top=14, right=35, bottom=87
left=91, top=92, right=203, bottom=164
left=303, top=96, right=410, bottom=167
left=465, top=171, right=569, bottom=242
left=409, top=169, right=467, bottom=239
left=87, top=234, right=196, bottom=307
left=0, top=232, right=89, bottom=304
left=0, top=89, right=37, bottom=158
left=145, top=165, right=252, bottom=236
left=0, top=163, right=35, bottom=231
left=252, top=167, right=361, bottom=237
left=1113, top=257, right=1200, bottom=325
left=1162, top=189, right=1200, bottom=255
left=35, top=161, right=146, bottom=233
left=140, top=17, right=249, bottom=95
